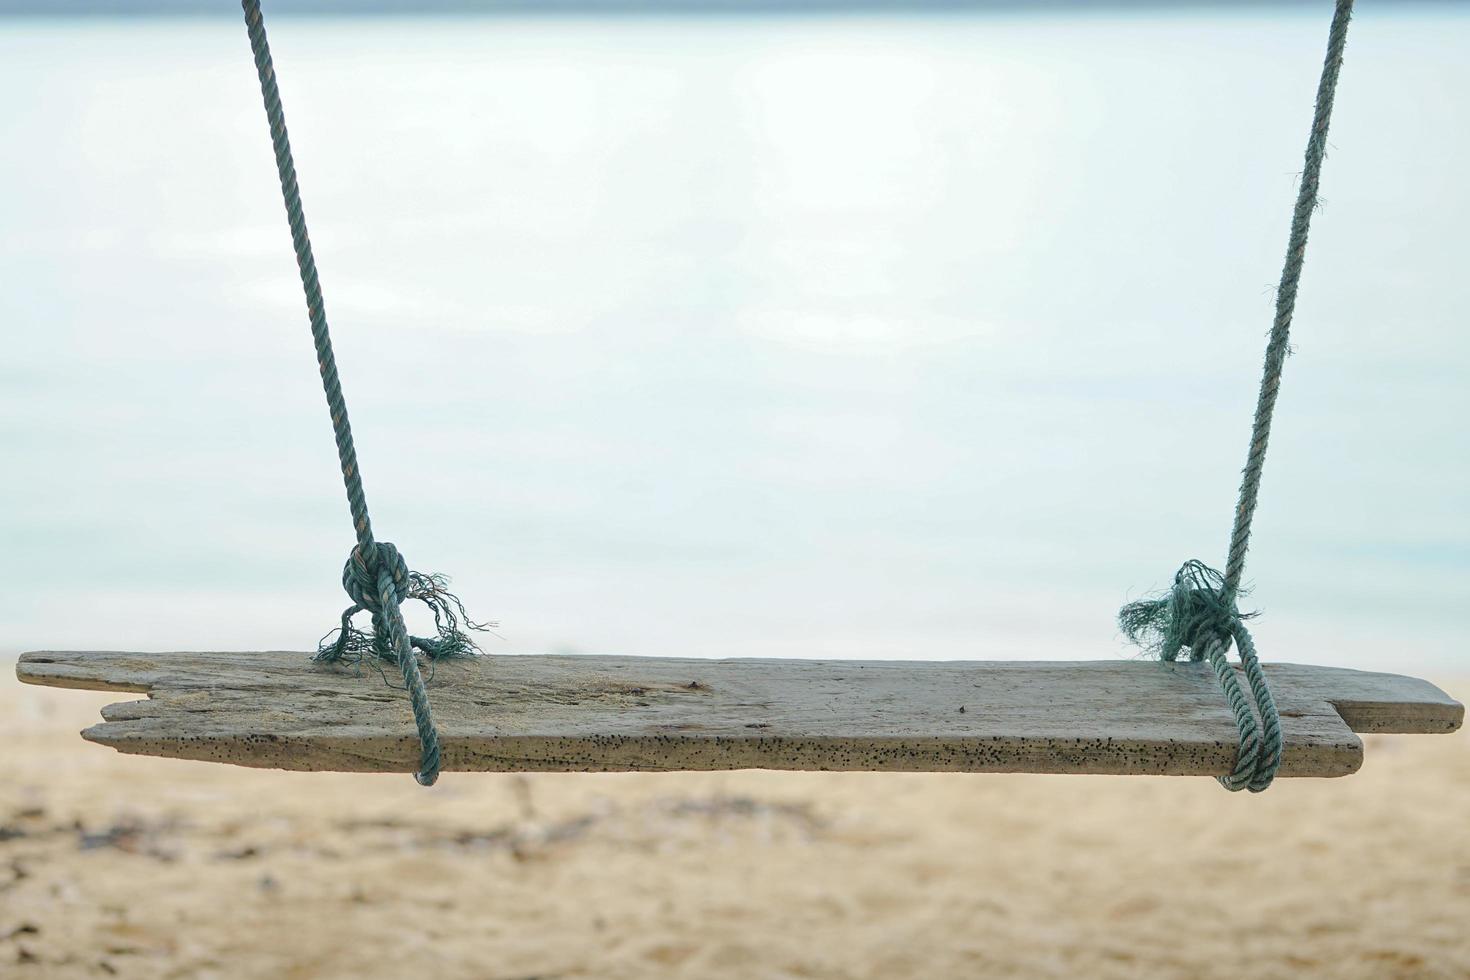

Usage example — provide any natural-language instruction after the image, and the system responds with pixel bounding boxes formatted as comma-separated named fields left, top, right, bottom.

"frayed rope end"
left=315, top=570, right=493, bottom=668
left=1118, top=560, right=1256, bottom=663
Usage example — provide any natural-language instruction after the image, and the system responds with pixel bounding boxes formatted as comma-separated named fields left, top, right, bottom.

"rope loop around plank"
left=1119, top=562, right=1282, bottom=792
left=1119, top=0, right=1354, bottom=792
left=241, top=0, right=487, bottom=785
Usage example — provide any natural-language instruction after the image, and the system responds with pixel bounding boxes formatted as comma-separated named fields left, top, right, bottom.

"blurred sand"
left=1, top=668, right=1466, bottom=980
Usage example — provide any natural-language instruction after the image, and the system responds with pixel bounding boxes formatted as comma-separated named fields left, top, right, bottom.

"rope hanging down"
left=1120, top=0, right=1355, bottom=792
left=239, top=0, right=1352, bottom=788
left=241, top=0, right=485, bottom=786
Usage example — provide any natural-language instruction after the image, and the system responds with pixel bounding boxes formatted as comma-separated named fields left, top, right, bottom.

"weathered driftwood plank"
left=15, top=651, right=1462, bottom=778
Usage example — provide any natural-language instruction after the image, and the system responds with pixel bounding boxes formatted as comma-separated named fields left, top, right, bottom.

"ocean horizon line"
left=4, top=0, right=1466, bottom=19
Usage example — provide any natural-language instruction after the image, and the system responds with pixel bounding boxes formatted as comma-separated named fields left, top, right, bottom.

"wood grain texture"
left=16, top=651, right=1463, bottom=778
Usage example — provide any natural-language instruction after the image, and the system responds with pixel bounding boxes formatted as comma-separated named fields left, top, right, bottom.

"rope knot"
left=342, top=541, right=411, bottom=614
left=317, top=543, right=493, bottom=670
left=1120, top=560, right=1243, bottom=662
left=1118, top=560, right=1281, bottom=792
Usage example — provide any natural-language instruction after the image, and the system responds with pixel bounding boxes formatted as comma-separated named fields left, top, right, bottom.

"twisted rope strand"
left=1121, top=0, right=1354, bottom=792
left=242, top=0, right=372, bottom=557
left=1218, top=0, right=1352, bottom=793
left=242, top=0, right=452, bottom=786
left=1223, top=0, right=1355, bottom=602
left=1202, top=636, right=1261, bottom=791
left=1231, top=622, right=1282, bottom=792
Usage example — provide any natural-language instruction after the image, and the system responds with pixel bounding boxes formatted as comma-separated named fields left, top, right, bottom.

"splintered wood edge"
left=14, top=652, right=157, bottom=693
left=14, top=651, right=1464, bottom=778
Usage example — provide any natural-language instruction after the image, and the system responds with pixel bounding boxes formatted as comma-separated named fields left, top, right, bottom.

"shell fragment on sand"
left=15, top=651, right=1463, bottom=778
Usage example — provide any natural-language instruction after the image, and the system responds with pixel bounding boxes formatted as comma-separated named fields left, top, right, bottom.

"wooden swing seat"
left=17, top=651, right=1461, bottom=778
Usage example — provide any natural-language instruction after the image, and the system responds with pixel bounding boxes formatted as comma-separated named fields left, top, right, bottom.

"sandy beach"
left=1, top=667, right=1466, bottom=979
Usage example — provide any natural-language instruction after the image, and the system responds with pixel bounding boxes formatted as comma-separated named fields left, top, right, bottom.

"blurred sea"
left=1, top=5, right=1466, bottom=669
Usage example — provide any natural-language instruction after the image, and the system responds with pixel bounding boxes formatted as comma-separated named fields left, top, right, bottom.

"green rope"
left=1120, top=0, right=1354, bottom=792
left=1120, top=563, right=1280, bottom=791
left=241, top=0, right=485, bottom=786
